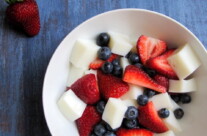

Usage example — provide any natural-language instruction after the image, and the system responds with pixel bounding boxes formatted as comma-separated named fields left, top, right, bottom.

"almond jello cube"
left=121, top=84, right=143, bottom=100
left=57, top=90, right=86, bottom=122
left=70, top=39, right=100, bottom=69
left=102, top=98, right=127, bottom=129
left=167, top=44, right=201, bottom=79
left=154, top=130, right=175, bottom=136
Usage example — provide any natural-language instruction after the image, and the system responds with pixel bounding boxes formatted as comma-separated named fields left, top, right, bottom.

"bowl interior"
left=43, top=9, right=207, bottom=136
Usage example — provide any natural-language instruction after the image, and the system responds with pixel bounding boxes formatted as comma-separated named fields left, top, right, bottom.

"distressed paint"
left=0, top=0, right=206, bottom=136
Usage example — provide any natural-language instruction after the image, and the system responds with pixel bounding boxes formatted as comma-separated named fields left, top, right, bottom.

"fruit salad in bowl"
left=43, top=9, right=207, bottom=136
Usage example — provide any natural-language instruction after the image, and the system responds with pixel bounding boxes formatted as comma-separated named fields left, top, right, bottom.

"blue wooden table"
left=0, top=0, right=206, bottom=136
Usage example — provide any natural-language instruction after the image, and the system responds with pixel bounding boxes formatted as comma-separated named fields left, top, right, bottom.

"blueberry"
left=96, top=101, right=106, bottom=114
left=174, top=108, right=184, bottom=119
left=128, top=53, right=140, bottom=64
left=96, top=33, right=110, bottom=47
left=101, top=62, right=113, bottom=74
left=103, top=131, right=116, bottom=136
left=125, top=106, right=138, bottom=119
left=171, top=95, right=181, bottom=103
left=112, top=58, right=120, bottom=66
left=134, top=63, right=144, bottom=69
left=123, top=118, right=138, bottom=129
left=94, top=123, right=106, bottom=136
left=180, top=94, right=191, bottom=104
left=98, top=47, right=111, bottom=60
left=144, top=68, right=157, bottom=77
left=158, top=108, right=170, bottom=118
left=125, top=52, right=132, bottom=58
left=144, top=89, right=156, bottom=98
left=137, top=95, right=148, bottom=106
left=90, top=133, right=97, bottom=136
left=112, top=65, right=123, bottom=77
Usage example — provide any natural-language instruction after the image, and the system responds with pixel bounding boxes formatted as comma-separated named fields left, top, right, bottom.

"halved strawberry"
left=137, top=35, right=167, bottom=65
left=70, top=74, right=100, bottom=104
left=76, top=106, right=101, bottom=136
left=97, top=70, right=129, bottom=99
left=116, top=128, right=153, bottom=136
left=123, top=65, right=166, bottom=93
left=146, top=49, right=178, bottom=79
left=89, top=54, right=118, bottom=69
left=153, top=74, right=169, bottom=90
left=138, top=102, right=168, bottom=133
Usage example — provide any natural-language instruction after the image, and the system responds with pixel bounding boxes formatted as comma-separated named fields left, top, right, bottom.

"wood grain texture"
left=0, top=0, right=206, bottom=136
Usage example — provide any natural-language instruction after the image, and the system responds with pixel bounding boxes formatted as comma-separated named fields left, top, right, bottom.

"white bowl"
left=43, top=9, right=207, bottom=136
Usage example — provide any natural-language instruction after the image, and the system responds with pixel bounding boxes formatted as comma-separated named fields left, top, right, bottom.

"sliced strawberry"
left=137, top=35, right=167, bottom=65
left=116, top=128, right=153, bottom=136
left=70, top=74, right=100, bottom=104
left=76, top=106, right=101, bottom=136
left=146, top=49, right=178, bottom=79
left=138, top=102, right=168, bottom=133
left=153, top=74, right=169, bottom=90
left=97, top=70, right=129, bottom=99
left=89, top=54, right=118, bottom=70
left=123, top=65, right=166, bottom=93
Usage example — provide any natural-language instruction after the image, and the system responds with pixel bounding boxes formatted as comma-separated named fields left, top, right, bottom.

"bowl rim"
left=42, top=8, right=206, bottom=135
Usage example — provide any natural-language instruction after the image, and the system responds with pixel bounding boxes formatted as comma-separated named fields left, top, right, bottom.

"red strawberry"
left=137, top=35, right=167, bottom=65
left=89, top=54, right=118, bottom=70
left=153, top=74, right=169, bottom=89
left=97, top=70, right=129, bottom=99
left=76, top=106, right=101, bottom=136
left=146, top=49, right=178, bottom=79
left=138, top=102, right=168, bottom=133
left=123, top=65, right=166, bottom=93
left=5, top=0, right=40, bottom=36
left=116, top=128, right=153, bottom=136
left=70, top=74, right=100, bottom=104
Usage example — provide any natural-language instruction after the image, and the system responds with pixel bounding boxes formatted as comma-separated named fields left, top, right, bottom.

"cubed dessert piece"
left=122, top=99, right=138, bottom=108
left=120, top=57, right=130, bottom=72
left=57, top=90, right=87, bottom=122
left=154, top=130, right=175, bottom=136
left=102, top=98, right=127, bottom=129
left=70, top=39, right=100, bottom=68
left=121, top=84, right=143, bottom=100
left=167, top=44, right=201, bottom=79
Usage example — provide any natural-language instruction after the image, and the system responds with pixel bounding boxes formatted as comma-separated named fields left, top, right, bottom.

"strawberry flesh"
left=70, top=74, right=100, bottom=104
left=153, top=74, right=169, bottom=90
left=116, top=128, right=153, bottom=136
left=138, top=102, right=168, bottom=133
left=123, top=65, right=166, bottom=93
left=76, top=106, right=101, bottom=136
left=146, top=49, right=178, bottom=79
left=97, top=70, right=129, bottom=99
left=137, top=35, right=167, bottom=65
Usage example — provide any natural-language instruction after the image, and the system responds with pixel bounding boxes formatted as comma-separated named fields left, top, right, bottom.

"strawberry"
left=138, top=102, right=168, bottom=133
left=153, top=74, right=169, bottom=90
left=116, top=128, right=153, bottom=136
left=137, top=35, right=167, bottom=65
left=76, top=106, right=101, bottom=136
left=97, top=70, right=129, bottom=99
left=70, top=74, right=100, bottom=104
left=5, top=0, right=40, bottom=36
left=89, top=54, right=118, bottom=70
left=123, top=65, right=166, bottom=93
left=146, top=49, right=178, bottom=79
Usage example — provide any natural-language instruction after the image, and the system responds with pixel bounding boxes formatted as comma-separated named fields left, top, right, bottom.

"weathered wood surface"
left=0, top=0, right=206, bottom=135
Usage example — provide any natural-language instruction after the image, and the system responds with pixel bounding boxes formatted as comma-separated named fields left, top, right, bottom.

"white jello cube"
left=170, top=97, right=181, bottom=111
left=108, top=31, right=133, bottom=56
left=57, top=90, right=87, bottom=122
left=122, top=99, right=138, bottom=108
left=167, top=44, right=201, bottom=79
left=67, top=64, right=87, bottom=87
left=150, top=93, right=173, bottom=111
left=163, top=110, right=182, bottom=133
left=70, top=39, right=100, bottom=69
left=154, top=130, right=175, bottom=136
left=121, top=84, right=143, bottom=100
left=169, top=78, right=197, bottom=93
left=84, top=69, right=97, bottom=76
left=102, top=98, right=127, bottom=129
left=120, top=57, right=130, bottom=72
left=130, top=38, right=138, bottom=53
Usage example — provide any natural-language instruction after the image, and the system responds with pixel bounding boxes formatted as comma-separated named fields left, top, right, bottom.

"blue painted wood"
left=0, top=0, right=206, bottom=135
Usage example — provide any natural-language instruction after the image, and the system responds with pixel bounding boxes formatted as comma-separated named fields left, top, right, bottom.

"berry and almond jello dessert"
left=57, top=31, right=201, bottom=136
